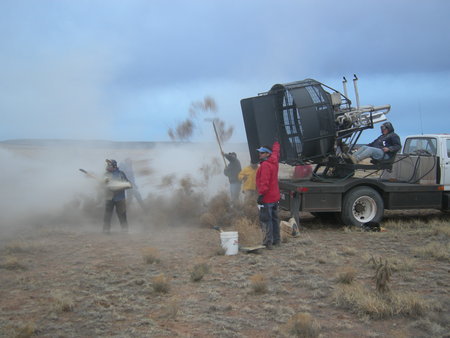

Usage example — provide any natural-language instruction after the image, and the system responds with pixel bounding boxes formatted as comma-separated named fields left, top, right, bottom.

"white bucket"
left=220, top=231, right=239, bottom=255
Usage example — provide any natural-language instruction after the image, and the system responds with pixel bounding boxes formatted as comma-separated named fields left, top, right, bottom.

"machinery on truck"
left=241, top=76, right=450, bottom=227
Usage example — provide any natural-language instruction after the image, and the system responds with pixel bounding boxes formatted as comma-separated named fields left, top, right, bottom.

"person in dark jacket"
left=349, top=122, right=401, bottom=163
left=103, top=159, right=131, bottom=233
left=256, top=141, right=280, bottom=250
left=223, top=152, right=242, bottom=202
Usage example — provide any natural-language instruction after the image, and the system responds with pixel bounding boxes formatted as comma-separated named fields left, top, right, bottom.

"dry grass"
left=152, top=274, right=170, bottom=294
left=199, top=212, right=217, bottom=227
left=213, top=246, right=226, bottom=256
left=1, top=255, right=26, bottom=270
left=335, top=266, right=357, bottom=284
left=201, top=191, right=232, bottom=228
left=282, top=312, right=321, bottom=338
left=13, top=322, right=36, bottom=338
left=413, top=242, right=449, bottom=261
left=332, top=283, right=430, bottom=319
left=235, top=217, right=262, bottom=247
left=341, top=246, right=357, bottom=256
left=141, top=247, right=161, bottom=264
left=158, top=297, right=180, bottom=320
left=190, top=262, right=210, bottom=282
left=5, top=240, right=39, bottom=254
left=249, top=273, right=268, bottom=294
left=51, top=291, right=74, bottom=312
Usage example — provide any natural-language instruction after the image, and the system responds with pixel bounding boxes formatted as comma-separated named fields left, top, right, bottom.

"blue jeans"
left=353, top=146, right=389, bottom=162
left=259, top=202, right=280, bottom=246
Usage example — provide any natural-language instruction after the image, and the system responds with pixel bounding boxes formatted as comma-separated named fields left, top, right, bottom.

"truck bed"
left=279, top=178, right=443, bottom=212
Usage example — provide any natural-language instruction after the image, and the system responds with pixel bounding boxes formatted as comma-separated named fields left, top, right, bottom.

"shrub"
left=249, top=273, right=268, bottom=294
left=335, top=266, right=357, bottom=284
left=52, top=291, right=74, bottom=312
left=142, top=247, right=160, bottom=264
left=152, top=274, right=170, bottom=293
left=190, top=262, right=210, bottom=282
left=283, top=312, right=321, bottom=338
left=235, top=217, right=262, bottom=247
left=1, top=255, right=26, bottom=270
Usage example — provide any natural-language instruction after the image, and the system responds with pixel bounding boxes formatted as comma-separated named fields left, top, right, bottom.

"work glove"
left=257, top=195, right=264, bottom=205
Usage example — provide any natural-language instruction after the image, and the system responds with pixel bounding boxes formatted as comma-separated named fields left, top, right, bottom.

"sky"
left=1, top=0, right=449, bottom=144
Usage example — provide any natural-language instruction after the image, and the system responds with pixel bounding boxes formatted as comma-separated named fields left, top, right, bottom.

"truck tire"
left=341, top=187, right=383, bottom=227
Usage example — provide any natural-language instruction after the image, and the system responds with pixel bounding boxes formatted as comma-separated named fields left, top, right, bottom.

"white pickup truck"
left=279, top=134, right=450, bottom=227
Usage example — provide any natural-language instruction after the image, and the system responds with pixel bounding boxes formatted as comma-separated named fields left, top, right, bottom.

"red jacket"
left=256, top=141, right=280, bottom=203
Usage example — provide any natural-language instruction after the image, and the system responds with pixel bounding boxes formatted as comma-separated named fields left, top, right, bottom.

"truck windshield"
left=403, top=138, right=437, bottom=155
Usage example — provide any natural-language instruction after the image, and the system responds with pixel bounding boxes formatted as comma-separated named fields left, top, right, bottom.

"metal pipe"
left=353, top=74, right=360, bottom=109
left=342, top=77, right=348, bottom=98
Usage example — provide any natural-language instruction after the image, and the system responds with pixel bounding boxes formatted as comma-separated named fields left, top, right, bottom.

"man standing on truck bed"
left=256, top=141, right=280, bottom=250
left=349, top=121, right=401, bottom=163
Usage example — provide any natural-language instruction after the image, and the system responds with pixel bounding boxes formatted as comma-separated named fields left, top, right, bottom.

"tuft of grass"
left=249, top=273, right=268, bottom=294
left=335, top=266, right=357, bottom=284
left=14, top=322, right=36, bottom=338
left=341, top=246, right=357, bottom=256
left=1, top=255, right=26, bottom=270
left=190, top=262, right=210, bottom=282
left=5, top=240, right=34, bottom=254
left=283, top=312, right=321, bottom=338
left=389, top=256, right=416, bottom=272
left=141, top=247, right=161, bottom=264
left=158, top=297, right=179, bottom=320
left=152, top=274, right=170, bottom=293
left=413, top=242, right=449, bottom=261
left=213, top=246, right=226, bottom=256
left=333, top=283, right=430, bottom=319
left=51, top=291, right=74, bottom=312
left=295, top=248, right=306, bottom=258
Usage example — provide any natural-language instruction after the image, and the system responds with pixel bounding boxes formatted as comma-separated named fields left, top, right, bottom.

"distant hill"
left=0, top=139, right=248, bottom=150
left=0, top=139, right=161, bottom=149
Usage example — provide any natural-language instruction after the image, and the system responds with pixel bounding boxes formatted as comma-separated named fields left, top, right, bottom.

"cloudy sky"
left=1, top=0, right=449, bottom=144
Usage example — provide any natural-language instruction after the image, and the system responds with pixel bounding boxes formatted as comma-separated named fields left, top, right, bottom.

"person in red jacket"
left=256, top=141, right=280, bottom=249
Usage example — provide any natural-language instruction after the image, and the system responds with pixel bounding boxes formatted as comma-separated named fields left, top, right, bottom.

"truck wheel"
left=341, top=187, right=383, bottom=227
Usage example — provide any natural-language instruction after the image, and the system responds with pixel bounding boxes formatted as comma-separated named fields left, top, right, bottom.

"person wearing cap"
left=103, top=159, right=131, bottom=233
left=238, top=161, right=258, bottom=202
left=256, top=141, right=281, bottom=250
left=222, top=152, right=242, bottom=202
left=349, top=121, right=401, bottom=164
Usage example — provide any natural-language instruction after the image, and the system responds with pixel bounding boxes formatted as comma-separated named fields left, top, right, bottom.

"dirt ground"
left=1, top=209, right=449, bottom=337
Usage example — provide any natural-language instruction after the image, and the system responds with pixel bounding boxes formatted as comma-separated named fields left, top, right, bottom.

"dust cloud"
left=0, top=96, right=252, bottom=242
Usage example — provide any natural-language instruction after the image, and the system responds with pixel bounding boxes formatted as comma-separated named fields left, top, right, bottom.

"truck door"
left=442, top=138, right=450, bottom=190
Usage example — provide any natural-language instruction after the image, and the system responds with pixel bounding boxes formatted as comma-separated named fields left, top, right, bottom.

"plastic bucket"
left=220, top=231, right=239, bottom=255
